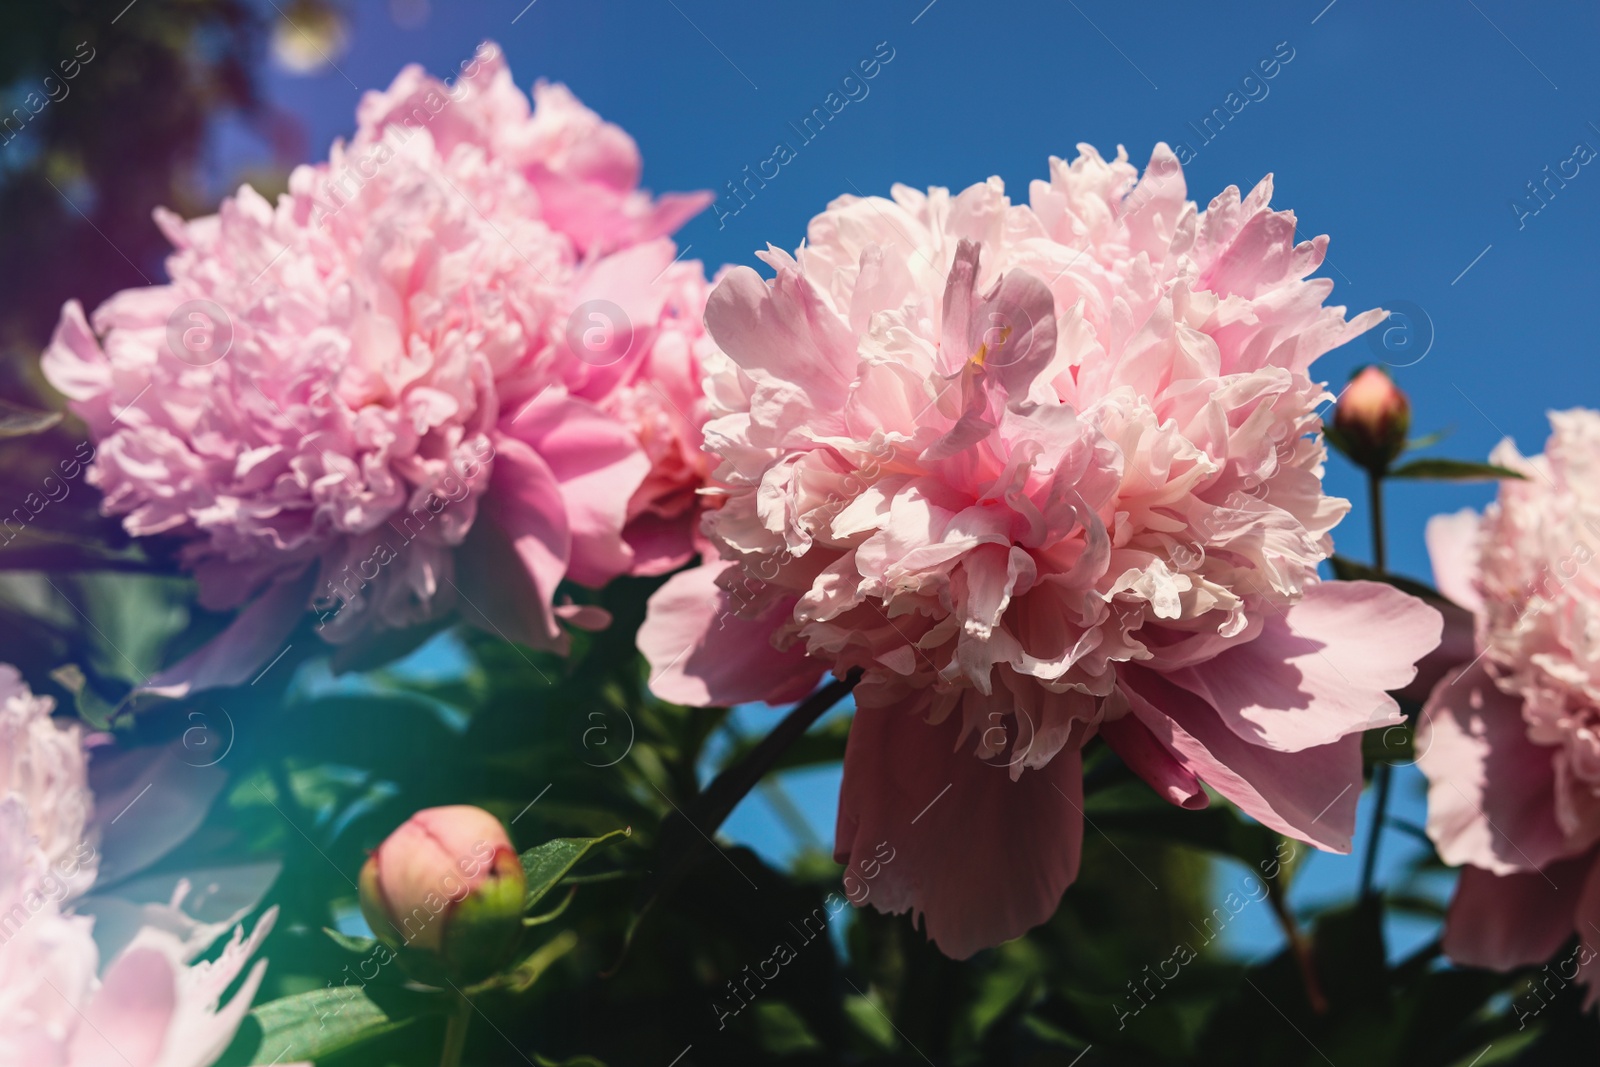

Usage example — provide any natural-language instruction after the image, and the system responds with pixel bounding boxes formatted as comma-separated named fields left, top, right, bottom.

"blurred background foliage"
left=2, top=2, right=1598, bottom=1064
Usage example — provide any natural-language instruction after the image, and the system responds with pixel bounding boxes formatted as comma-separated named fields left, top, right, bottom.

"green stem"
left=1267, top=883, right=1327, bottom=1014
left=1359, top=468, right=1391, bottom=901
left=1359, top=762, right=1392, bottom=900
left=633, top=670, right=861, bottom=910
left=439, top=993, right=472, bottom=1067
left=1367, top=471, right=1387, bottom=574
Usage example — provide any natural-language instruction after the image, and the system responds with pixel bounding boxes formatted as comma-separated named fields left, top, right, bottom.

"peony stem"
left=689, top=669, right=862, bottom=842
left=1359, top=468, right=1391, bottom=902
left=439, top=993, right=472, bottom=1067
left=1359, top=762, right=1392, bottom=900
left=1367, top=470, right=1388, bottom=574
left=637, top=670, right=861, bottom=910
left=1267, top=885, right=1327, bottom=1015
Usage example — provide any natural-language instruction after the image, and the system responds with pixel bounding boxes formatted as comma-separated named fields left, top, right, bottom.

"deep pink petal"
left=1441, top=855, right=1592, bottom=970
left=835, top=698, right=1084, bottom=959
left=1099, top=713, right=1208, bottom=809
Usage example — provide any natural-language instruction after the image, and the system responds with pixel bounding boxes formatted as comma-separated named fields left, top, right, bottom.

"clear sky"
left=239, top=0, right=1600, bottom=959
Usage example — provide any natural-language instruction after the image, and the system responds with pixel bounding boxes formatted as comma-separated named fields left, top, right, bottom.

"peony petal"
left=703, top=266, right=857, bottom=431
left=638, top=561, right=824, bottom=707
left=1441, top=857, right=1591, bottom=971
left=1416, top=661, right=1575, bottom=875
left=458, top=436, right=570, bottom=650
left=1168, top=581, right=1442, bottom=752
left=1100, top=713, right=1208, bottom=809
left=498, top=391, right=649, bottom=588
left=1122, top=666, right=1363, bottom=851
left=141, top=571, right=314, bottom=700
left=834, top=698, right=1084, bottom=959
left=1426, top=508, right=1484, bottom=614
left=89, top=744, right=226, bottom=886
left=70, top=941, right=177, bottom=1067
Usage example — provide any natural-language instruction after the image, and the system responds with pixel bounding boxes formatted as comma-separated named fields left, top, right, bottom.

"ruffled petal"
left=834, top=698, right=1084, bottom=959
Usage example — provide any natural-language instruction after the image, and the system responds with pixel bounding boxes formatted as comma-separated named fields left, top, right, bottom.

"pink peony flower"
left=641, top=146, right=1443, bottom=957
left=42, top=42, right=714, bottom=694
left=0, top=664, right=281, bottom=1066
left=1417, top=409, right=1600, bottom=995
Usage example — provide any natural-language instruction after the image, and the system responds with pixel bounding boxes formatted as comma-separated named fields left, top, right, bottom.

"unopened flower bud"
left=359, top=805, right=525, bottom=984
left=1334, top=365, right=1410, bottom=473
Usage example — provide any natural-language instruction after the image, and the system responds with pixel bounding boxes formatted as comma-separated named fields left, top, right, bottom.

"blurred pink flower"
left=0, top=665, right=278, bottom=1066
left=641, top=146, right=1442, bottom=957
left=1417, top=410, right=1600, bottom=994
left=43, top=42, right=714, bottom=693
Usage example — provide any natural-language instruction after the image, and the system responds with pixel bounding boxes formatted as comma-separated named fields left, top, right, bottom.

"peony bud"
left=359, top=805, right=525, bottom=984
left=1333, top=365, right=1410, bottom=473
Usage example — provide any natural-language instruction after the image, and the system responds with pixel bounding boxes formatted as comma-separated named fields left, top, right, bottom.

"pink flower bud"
left=1334, top=365, right=1410, bottom=472
left=359, top=805, right=525, bottom=983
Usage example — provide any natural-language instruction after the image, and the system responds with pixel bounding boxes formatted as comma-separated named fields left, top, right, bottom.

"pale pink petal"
left=1123, top=667, right=1363, bottom=851
left=1426, top=508, right=1484, bottom=613
left=499, top=391, right=649, bottom=588
left=638, top=561, right=823, bottom=707
left=1416, top=661, right=1574, bottom=874
left=70, top=941, right=177, bottom=1067
left=458, top=436, right=570, bottom=649
left=834, top=698, right=1084, bottom=959
left=1169, top=581, right=1442, bottom=752
left=702, top=266, right=858, bottom=432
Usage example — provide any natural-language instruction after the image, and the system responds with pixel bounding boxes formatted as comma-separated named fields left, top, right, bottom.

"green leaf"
left=521, top=827, right=631, bottom=911
left=0, top=399, right=61, bottom=437
left=1329, top=556, right=1446, bottom=604
left=225, top=984, right=440, bottom=1065
left=323, top=927, right=379, bottom=954
left=1085, top=780, right=1289, bottom=874
left=48, top=664, right=120, bottom=730
left=533, top=1054, right=609, bottom=1067
left=503, top=929, right=580, bottom=993
left=523, top=885, right=577, bottom=927
left=1388, top=458, right=1525, bottom=482
left=1403, top=427, right=1453, bottom=452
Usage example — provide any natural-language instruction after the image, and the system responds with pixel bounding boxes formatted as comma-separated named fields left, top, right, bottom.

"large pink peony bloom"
left=641, top=146, right=1443, bottom=957
left=0, top=664, right=281, bottom=1066
left=1417, top=410, right=1600, bottom=996
left=42, top=42, right=714, bottom=694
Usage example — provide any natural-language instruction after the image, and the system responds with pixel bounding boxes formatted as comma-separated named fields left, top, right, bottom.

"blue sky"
left=238, top=0, right=1600, bottom=959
